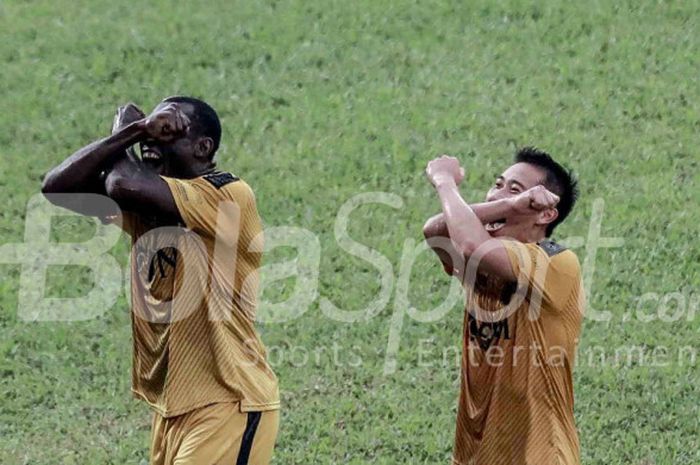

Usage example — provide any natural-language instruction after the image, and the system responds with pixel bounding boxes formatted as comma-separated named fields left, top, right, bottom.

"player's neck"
left=172, top=163, right=217, bottom=179
left=515, top=228, right=547, bottom=244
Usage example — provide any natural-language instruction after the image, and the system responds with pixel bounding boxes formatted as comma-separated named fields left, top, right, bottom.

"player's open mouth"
left=141, top=148, right=163, bottom=167
left=485, top=219, right=506, bottom=233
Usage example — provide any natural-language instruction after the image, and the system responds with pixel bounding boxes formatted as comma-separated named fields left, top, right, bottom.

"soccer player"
left=423, top=148, right=582, bottom=465
left=42, top=97, right=280, bottom=465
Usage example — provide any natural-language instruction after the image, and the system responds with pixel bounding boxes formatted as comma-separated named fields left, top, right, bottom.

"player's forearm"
left=471, top=199, right=515, bottom=223
left=42, top=121, right=145, bottom=194
left=435, top=180, right=492, bottom=257
left=423, top=199, right=514, bottom=239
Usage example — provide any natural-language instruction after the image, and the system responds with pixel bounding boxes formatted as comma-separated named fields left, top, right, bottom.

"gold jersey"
left=120, top=172, right=279, bottom=417
left=453, top=239, right=584, bottom=465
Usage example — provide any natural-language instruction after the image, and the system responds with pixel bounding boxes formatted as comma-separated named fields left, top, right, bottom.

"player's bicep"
left=462, top=240, right=516, bottom=283
left=132, top=176, right=180, bottom=219
left=105, top=172, right=181, bottom=224
left=424, top=234, right=462, bottom=276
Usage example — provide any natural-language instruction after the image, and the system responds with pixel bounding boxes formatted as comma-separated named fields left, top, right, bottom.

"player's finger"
left=179, top=111, right=189, bottom=133
left=177, top=109, right=189, bottom=133
left=181, top=112, right=191, bottom=132
left=535, top=191, right=552, bottom=210
left=531, top=197, right=545, bottom=210
left=128, top=103, right=146, bottom=119
left=544, top=191, right=558, bottom=207
left=533, top=186, right=559, bottom=208
left=173, top=112, right=184, bottom=133
left=161, top=116, right=173, bottom=135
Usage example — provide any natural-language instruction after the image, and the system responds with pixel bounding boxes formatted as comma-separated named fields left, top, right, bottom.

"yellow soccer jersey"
left=121, top=172, right=279, bottom=417
left=453, top=239, right=584, bottom=465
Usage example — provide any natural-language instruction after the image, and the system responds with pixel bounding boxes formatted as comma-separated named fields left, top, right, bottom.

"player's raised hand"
left=426, top=155, right=465, bottom=187
left=112, top=103, right=146, bottom=134
left=111, top=103, right=146, bottom=163
left=142, top=103, right=191, bottom=142
left=511, top=185, right=560, bottom=215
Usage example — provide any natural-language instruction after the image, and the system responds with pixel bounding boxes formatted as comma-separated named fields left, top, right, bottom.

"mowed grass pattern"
left=1, top=0, right=698, bottom=464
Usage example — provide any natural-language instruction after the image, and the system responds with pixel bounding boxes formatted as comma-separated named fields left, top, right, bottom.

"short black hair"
left=514, top=146, right=579, bottom=237
left=163, top=96, right=222, bottom=155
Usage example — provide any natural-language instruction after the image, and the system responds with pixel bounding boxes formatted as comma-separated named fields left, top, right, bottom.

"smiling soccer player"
left=423, top=148, right=582, bottom=465
left=42, top=97, right=280, bottom=465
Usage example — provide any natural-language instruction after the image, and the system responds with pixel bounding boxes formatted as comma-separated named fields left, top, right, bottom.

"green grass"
left=1, top=0, right=699, bottom=463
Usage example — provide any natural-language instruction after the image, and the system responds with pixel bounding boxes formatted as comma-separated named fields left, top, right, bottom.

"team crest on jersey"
left=147, top=247, right=178, bottom=282
left=134, top=230, right=180, bottom=302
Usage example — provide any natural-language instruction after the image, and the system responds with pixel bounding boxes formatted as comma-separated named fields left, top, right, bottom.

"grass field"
left=1, top=0, right=699, bottom=463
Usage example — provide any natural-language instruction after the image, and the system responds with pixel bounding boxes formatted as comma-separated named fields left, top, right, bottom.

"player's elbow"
left=41, top=169, right=65, bottom=195
left=40, top=177, right=55, bottom=196
left=442, top=262, right=456, bottom=276
left=423, top=218, right=439, bottom=239
left=422, top=221, right=433, bottom=240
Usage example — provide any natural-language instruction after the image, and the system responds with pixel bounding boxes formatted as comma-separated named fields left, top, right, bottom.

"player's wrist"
left=112, top=119, right=148, bottom=148
left=504, top=197, right=519, bottom=215
left=132, top=118, right=148, bottom=136
left=433, top=175, right=457, bottom=189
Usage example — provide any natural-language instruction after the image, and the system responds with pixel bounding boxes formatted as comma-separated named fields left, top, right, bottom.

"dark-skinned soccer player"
left=42, top=97, right=279, bottom=465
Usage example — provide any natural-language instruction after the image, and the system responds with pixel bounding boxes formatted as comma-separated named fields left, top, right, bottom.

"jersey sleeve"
left=501, top=240, right=582, bottom=313
left=161, top=175, right=251, bottom=241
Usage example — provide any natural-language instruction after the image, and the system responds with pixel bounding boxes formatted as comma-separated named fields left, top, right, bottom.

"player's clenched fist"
left=141, top=103, right=191, bottom=142
left=510, top=185, right=560, bottom=215
left=426, top=155, right=465, bottom=187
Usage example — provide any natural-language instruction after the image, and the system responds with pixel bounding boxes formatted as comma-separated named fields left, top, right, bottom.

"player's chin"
left=492, top=223, right=527, bottom=240
left=486, top=224, right=517, bottom=239
left=142, top=159, right=166, bottom=175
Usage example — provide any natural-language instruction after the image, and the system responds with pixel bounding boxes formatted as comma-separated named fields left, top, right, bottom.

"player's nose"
left=486, top=190, right=500, bottom=202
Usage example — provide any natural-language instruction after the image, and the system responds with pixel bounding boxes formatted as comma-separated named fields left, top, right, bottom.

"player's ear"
left=194, top=137, right=214, bottom=160
left=536, top=208, right=559, bottom=228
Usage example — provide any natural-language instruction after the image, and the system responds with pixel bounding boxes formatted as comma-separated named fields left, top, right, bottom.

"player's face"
left=140, top=102, right=198, bottom=177
left=484, top=162, right=545, bottom=238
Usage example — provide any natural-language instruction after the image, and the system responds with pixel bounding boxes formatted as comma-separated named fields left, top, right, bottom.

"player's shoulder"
left=537, top=238, right=567, bottom=257
left=537, top=239, right=580, bottom=276
left=196, top=171, right=255, bottom=203
left=199, top=171, right=240, bottom=189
